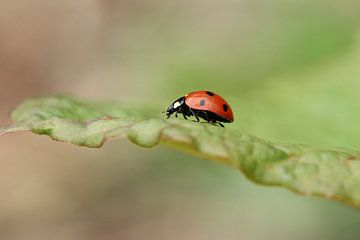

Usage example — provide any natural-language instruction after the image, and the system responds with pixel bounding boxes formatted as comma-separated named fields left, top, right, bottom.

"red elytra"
left=185, top=90, right=234, bottom=122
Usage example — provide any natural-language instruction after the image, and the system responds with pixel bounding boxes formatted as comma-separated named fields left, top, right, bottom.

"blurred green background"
left=1, top=0, right=360, bottom=239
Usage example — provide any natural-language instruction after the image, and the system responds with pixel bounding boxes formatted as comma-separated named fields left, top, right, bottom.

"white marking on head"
left=173, top=101, right=181, bottom=109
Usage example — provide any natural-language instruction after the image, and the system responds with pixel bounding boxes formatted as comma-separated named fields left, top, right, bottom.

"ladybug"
left=164, top=90, right=234, bottom=127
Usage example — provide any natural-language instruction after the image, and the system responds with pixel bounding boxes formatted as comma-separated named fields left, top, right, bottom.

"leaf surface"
left=1, top=96, right=360, bottom=207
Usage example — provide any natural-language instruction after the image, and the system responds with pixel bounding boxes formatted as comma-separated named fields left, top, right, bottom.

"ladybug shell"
left=184, top=91, right=234, bottom=122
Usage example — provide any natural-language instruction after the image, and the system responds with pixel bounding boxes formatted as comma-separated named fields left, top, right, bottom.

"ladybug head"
left=165, top=96, right=185, bottom=119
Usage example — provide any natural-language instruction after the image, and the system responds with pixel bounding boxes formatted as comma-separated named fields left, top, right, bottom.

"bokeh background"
left=1, top=0, right=360, bottom=239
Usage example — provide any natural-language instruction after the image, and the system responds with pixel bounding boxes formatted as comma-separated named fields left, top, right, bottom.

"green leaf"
left=1, top=96, right=360, bottom=208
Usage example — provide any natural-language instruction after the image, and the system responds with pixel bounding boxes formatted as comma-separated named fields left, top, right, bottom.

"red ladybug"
left=165, top=90, right=234, bottom=127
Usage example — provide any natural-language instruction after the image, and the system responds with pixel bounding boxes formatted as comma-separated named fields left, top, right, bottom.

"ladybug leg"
left=175, top=112, right=178, bottom=118
left=189, top=109, right=200, bottom=122
left=182, top=112, right=188, bottom=120
left=203, top=111, right=210, bottom=122
left=194, top=115, right=200, bottom=122
left=217, top=122, right=225, bottom=127
left=203, top=112, right=217, bottom=126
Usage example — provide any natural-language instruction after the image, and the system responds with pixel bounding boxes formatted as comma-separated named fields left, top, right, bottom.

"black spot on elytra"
left=200, top=99, right=206, bottom=106
left=205, top=91, right=214, bottom=96
left=223, top=104, right=228, bottom=112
